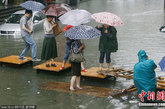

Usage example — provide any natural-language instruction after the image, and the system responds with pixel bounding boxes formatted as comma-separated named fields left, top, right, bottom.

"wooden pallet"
left=0, top=55, right=32, bottom=67
left=40, top=81, right=119, bottom=98
left=81, top=67, right=133, bottom=79
left=157, top=77, right=165, bottom=90
left=111, top=83, right=165, bottom=98
left=81, top=67, right=107, bottom=79
left=97, top=67, right=133, bottom=79
left=111, top=85, right=137, bottom=98
left=112, top=82, right=165, bottom=98
left=33, top=61, right=71, bottom=73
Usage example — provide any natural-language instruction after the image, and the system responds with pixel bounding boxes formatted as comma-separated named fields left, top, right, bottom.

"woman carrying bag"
left=69, top=39, right=85, bottom=91
left=41, top=15, right=58, bottom=67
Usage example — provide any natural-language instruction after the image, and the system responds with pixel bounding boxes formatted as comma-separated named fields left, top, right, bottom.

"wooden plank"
left=157, top=85, right=165, bottom=90
left=112, top=82, right=165, bottom=98
left=81, top=67, right=107, bottom=79
left=115, top=74, right=133, bottom=79
left=81, top=67, right=133, bottom=79
left=33, top=61, right=71, bottom=72
left=0, top=55, right=32, bottom=67
left=111, top=86, right=137, bottom=98
left=40, top=82, right=165, bottom=98
left=157, top=82, right=165, bottom=89
left=157, top=80, right=165, bottom=83
left=156, top=77, right=165, bottom=90
left=97, top=68, right=134, bottom=79
left=40, top=81, right=119, bottom=98
left=157, top=76, right=165, bottom=81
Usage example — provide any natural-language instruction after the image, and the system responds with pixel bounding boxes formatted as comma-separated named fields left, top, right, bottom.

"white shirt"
left=43, top=19, right=54, bottom=34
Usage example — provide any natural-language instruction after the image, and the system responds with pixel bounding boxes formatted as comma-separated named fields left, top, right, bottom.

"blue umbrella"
left=19, top=1, right=45, bottom=11
left=159, top=56, right=165, bottom=72
left=64, top=25, right=101, bottom=39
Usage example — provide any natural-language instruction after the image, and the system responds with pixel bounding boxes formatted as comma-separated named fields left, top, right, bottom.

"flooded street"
left=0, top=0, right=165, bottom=109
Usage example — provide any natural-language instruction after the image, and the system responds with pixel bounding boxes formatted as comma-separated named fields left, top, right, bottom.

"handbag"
left=69, top=49, right=84, bottom=62
left=53, top=22, right=62, bottom=36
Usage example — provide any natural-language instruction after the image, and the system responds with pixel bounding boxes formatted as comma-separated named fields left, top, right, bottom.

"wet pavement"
left=0, top=0, right=165, bottom=109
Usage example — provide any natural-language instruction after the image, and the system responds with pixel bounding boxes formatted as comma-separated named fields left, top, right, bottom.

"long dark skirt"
left=41, top=36, right=58, bottom=60
left=71, top=62, right=81, bottom=76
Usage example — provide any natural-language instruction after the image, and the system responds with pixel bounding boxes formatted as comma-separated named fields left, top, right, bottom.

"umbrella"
left=92, top=12, right=123, bottom=26
left=159, top=56, right=165, bottom=72
left=59, top=9, right=92, bottom=26
left=63, top=25, right=73, bottom=32
left=19, top=1, right=45, bottom=11
left=64, top=25, right=101, bottom=39
left=42, top=3, right=72, bottom=17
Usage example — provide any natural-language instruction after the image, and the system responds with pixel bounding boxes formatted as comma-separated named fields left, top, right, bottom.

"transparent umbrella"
left=59, top=9, right=92, bottom=26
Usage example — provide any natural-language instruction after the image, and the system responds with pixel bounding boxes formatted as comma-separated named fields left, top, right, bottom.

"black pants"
left=99, top=52, right=111, bottom=63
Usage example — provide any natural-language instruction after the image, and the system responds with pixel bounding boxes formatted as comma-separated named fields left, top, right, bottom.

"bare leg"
left=50, top=58, right=57, bottom=67
left=46, top=62, right=49, bottom=65
left=81, top=62, right=85, bottom=70
left=70, top=76, right=76, bottom=90
left=60, top=60, right=66, bottom=70
left=76, top=76, right=82, bottom=89
left=107, top=63, right=110, bottom=71
left=62, top=60, right=67, bottom=67
left=99, top=63, right=103, bottom=71
left=51, top=58, right=54, bottom=62
left=81, top=62, right=87, bottom=72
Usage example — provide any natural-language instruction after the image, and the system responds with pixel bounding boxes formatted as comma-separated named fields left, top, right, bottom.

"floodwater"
left=0, top=0, right=165, bottom=109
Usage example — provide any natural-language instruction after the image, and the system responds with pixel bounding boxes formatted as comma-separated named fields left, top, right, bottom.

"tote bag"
left=54, top=22, right=62, bottom=36
left=69, top=49, right=84, bottom=62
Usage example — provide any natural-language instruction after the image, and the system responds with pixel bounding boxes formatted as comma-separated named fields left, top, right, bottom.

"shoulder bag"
left=53, top=22, right=62, bottom=36
left=69, top=49, right=84, bottom=62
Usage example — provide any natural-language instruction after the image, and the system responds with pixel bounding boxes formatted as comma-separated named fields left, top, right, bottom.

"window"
left=33, top=12, right=45, bottom=23
left=6, top=14, right=24, bottom=24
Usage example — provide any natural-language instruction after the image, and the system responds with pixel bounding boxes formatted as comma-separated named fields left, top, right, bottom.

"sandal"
left=46, top=64, right=50, bottom=67
left=51, top=63, right=57, bottom=67
left=77, top=87, right=83, bottom=90
left=69, top=88, right=76, bottom=91
left=60, top=67, right=64, bottom=70
left=82, top=69, right=87, bottom=72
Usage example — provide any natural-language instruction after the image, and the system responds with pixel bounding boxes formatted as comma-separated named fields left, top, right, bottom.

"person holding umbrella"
left=60, top=25, right=73, bottom=70
left=96, top=24, right=118, bottom=71
left=19, top=9, right=40, bottom=61
left=41, top=3, right=72, bottom=67
left=69, top=39, right=85, bottom=91
left=41, top=15, right=58, bottom=67
left=92, top=12, right=123, bottom=71
left=60, top=25, right=87, bottom=72
left=64, top=25, right=101, bottom=91
left=19, top=1, right=45, bottom=61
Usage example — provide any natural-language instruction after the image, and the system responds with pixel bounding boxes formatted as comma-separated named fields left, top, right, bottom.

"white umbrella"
left=59, top=9, right=92, bottom=26
left=92, top=12, right=123, bottom=26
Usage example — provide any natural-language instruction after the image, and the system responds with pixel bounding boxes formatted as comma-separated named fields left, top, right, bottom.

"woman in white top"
left=41, top=16, right=58, bottom=67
